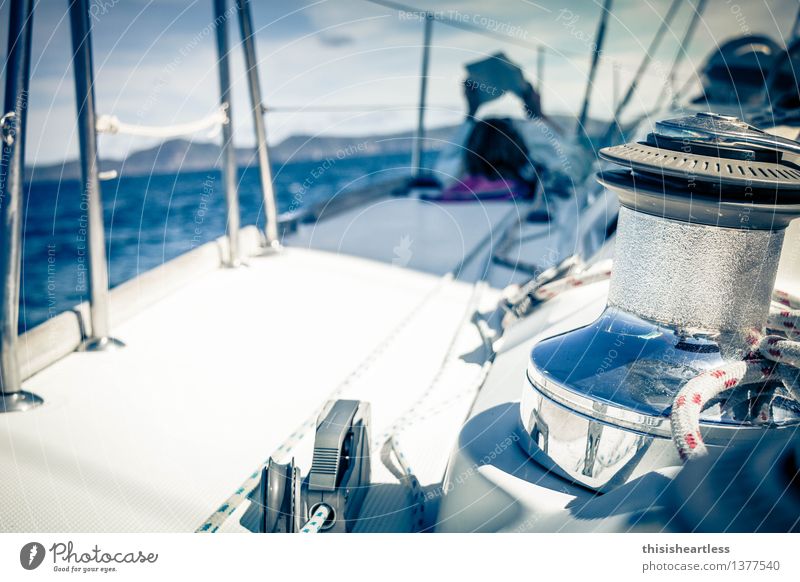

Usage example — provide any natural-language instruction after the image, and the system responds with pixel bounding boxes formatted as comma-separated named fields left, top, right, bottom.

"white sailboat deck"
left=1, top=195, right=534, bottom=532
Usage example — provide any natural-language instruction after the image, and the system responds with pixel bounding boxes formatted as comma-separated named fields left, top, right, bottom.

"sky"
left=1, top=0, right=799, bottom=165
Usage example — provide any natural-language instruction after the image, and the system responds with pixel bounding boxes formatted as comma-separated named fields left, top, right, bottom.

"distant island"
left=25, top=124, right=460, bottom=183
left=25, top=114, right=598, bottom=182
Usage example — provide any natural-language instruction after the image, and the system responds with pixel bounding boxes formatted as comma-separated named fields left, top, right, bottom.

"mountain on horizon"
left=25, top=124, right=461, bottom=183
left=25, top=114, right=598, bottom=183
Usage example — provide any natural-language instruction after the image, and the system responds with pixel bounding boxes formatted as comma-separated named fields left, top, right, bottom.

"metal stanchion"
left=69, top=0, right=124, bottom=351
left=213, top=0, right=243, bottom=267
left=236, top=0, right=280, bottom=252
left=409, top=12, right=433, bottom=183
left=0, top=0, right=43, bottom=411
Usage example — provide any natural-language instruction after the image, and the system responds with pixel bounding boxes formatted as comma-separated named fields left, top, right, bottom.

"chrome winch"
left=520, top=112, right=800, bottom=491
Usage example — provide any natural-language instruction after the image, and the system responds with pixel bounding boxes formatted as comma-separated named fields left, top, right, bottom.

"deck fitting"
left=0, top=391, right=44, bottom=413
left=78, top=336, right=126, bottom=352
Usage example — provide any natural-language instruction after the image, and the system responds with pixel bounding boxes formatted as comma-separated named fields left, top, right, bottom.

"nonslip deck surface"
left=2, top=196, right=519, bottom=532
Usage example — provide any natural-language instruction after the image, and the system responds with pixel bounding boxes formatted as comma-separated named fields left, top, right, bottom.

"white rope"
left=96, top=105, right=229, bottom=139
left=530, top=260, right=613, bottom=301
left=501, top=259, right=613, bottom=327
left=299, top=504, right=331, bottom=533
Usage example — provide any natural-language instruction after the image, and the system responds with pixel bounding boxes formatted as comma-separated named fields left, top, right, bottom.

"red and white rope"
left=752, top=332, right=800, bottom=367
left=769, top=289, right=800, bottom=337
left=532, top=261, right=613, bottom=301
left=773, top=289, right=800, bottom=309
left=669, top=360, right=773, bottom=461
left=502, top=260, right=613, bottom=327
left=670, top=312, right=800, bottom=462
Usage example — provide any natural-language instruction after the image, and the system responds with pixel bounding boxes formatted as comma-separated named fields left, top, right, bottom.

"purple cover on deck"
left=424, top=175, right=521, bottom=202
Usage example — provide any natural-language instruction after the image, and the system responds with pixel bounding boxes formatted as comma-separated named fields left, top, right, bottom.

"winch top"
left=597, top=112, right=800, bottom=229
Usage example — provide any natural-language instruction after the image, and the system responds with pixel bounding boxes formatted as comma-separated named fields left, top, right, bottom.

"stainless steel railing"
left=1, top=0, right=287, bottom=409
left=68, top=0, right=125, bottom=352
left=237, top=0, right=281, bottom=250
left=410, top=12, right=433, bottom=181
left=213, top=0, right=243, bottom=267
left=0, top=0, right=43, bottom=412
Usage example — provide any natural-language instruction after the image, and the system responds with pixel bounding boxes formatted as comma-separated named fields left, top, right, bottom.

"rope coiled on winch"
left=670, top=291, right=800, bottom=462
left=771, top=289, right=800, bottom=339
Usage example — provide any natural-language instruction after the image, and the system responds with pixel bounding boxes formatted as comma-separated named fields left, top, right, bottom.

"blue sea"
left=20, top=152, right=424, bottom=332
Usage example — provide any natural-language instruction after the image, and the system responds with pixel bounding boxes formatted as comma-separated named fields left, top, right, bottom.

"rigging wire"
left=263, top=103, right=462, bottom=113
left=650, top=0, right=708, bottom=113
left=601, top=0, right=683, bottom=144
left=262, top=0, right=707, bottom=122
left=576, top=0, right=613, bottom=135
left=360, top=0, right=586, bottom=58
